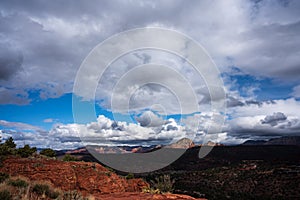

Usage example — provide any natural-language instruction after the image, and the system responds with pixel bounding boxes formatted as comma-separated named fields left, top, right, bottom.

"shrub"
left=47, top=190, right=60, bottom=199
left=8, top=178, right=28, bottom=188
left=0, top=137, right=17, bottom=157
left=32, top=183, right=59, bottom=199
left=17, top=144, right=37, bottom=158
left=4, top=137, right=16, bottom=149
left=125, top=173, right=135, bottom=180
left=150, top=175, right=175, bottom=193
left=0, top=190, right=12, bottom=200
left=63, top=154, right=79, bottom=162
left=62, top=190, right=88, bottom=200
left=40, top=148, right=56, bottom=157
left=32, top=183, right=50, bottom=195
left=0, top=172, right=9, bottom=183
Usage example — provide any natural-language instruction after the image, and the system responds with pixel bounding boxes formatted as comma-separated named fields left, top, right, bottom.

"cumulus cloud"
left=2, top=100, right=300, bottom=149
left=225, top=99, right=300, bottom=139
left=0, top=114, right=191, bottom=149
left=135, top=110, right=165, bottom=127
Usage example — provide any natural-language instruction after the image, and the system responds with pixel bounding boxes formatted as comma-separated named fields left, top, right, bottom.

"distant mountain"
left=202, top=141, right=224, bottom=146
left=165, top=138, right=195, bottom=149
left=242, top=136, right=300, bottom=146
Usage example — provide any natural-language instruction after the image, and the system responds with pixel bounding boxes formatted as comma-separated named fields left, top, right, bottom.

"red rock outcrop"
left=0, top=157, right=205, bottom=200
left=0, top=157, right=147, bottom=196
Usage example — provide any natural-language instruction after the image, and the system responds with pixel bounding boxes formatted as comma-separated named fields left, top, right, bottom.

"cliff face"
left=0, top=157, right=204, bottom=200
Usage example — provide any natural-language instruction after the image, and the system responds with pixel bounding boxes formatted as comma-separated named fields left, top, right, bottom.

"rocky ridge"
left=0, top=157, right=204, bottom=200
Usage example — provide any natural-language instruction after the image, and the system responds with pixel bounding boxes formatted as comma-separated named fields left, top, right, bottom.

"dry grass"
left=0, top=174, right=94, bottom=200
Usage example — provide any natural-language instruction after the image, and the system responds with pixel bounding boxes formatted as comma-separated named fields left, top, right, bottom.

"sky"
left=1, top=0, right=300, bottom=149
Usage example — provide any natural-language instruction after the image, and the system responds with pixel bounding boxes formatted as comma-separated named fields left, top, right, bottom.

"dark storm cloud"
left=0, top=44, right=23, bottom=80
left=261, top=112, right=287, bottom=126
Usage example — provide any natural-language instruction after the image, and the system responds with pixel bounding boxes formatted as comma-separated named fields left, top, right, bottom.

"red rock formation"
left=166, top=138, right=195, bottom=149
left=0, top=157, right=205, bottom=200
left=0, top=157, right=147, bottom=196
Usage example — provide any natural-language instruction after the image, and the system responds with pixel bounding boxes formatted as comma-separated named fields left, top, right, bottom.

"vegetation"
left=8, top=178, right=28, bottom=188
left=0, top=137, right=36, bottom=159
left=4, top=137, right=16, bottom=149
left=139, top=145, right=300, bottom=199
left=0, top=172, right=9, bottom=183
left=0, top=176, right=89, bottom=200
left=32, top=183, right=59, bottom=199
left=150, top=175, right=174, bottom=193
left=40, top=148, right=56, bottom=157
left=0, top=190, right=12, bottom=200
left=62, top=190, right=89, bottom=200
left=63, top=154, right=79, bottom=161
left=17, top=145, right=37, bottom=158
left=125, top=173, right=135, bottom=180
left=0, top=137, right=17, bottom=157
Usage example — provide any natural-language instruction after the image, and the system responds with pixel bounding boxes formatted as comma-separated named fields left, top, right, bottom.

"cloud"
left=0, top=119, right=43, bottom=132
left=0, top=0, right=299, bottom=107
left=0, top=43, right=23, bottom=80
left=0, top=87, right=30, bottom=105
left=135, top=110, right=165, bottom=127
left=0, top=114, right=189, bottom=149
left=291, top=85, right=300, bottom=98
left=2, top=100, right=300, bottom=150
left=43, top=118, right=56, bottom=123
left=261, top=112, right=287, bottom=126
left=225, top=99, right=300, bottom=138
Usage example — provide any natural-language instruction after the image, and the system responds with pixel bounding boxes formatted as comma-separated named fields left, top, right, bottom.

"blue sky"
left=1, top=0, right=300, bottom=149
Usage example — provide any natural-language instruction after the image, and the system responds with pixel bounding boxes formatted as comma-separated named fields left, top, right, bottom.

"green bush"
left=0, top=190, right=12, bottom=200
left=31, top=183, right=59, bottom=198
left=32, top=183, right=50, bottom=195
left=17, top=144, right=37, bottom=158
left=40, top=148, right=56, bottom=157
left=8, top=179, right=28, bottom=188
left=150, top=175, right=175, bottom=193
left=0, top=172, right=9, bottom=183
left=125, top=173, right=135, bottom=179
left=4, top=137, right=16, bottom=149
left=63, top=154, right=79, bottom=162
left=0, top=137, right=17, bottom=157
left=47, top=190, right=60, bottom=199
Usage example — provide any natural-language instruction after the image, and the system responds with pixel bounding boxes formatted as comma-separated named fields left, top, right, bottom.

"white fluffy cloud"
left=0, top=114, right=190, bottom=149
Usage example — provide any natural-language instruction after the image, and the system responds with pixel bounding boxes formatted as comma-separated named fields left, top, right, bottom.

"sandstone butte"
left=0, top=157, right=206, bottom=200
